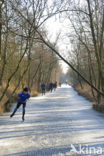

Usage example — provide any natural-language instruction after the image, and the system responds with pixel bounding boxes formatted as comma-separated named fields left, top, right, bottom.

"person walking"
left=10, top=88, right=30, bottom=121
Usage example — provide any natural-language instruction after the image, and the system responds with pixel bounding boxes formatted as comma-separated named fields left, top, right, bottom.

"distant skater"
left=10, top=88, right=30, bottom=121
left=59, top=82, right=61, bottom=87
left=41, top=83, right=46, bottom=95
left=53, top=81, right=57, bottom=91
left=49, top=82, right=53, bottom=92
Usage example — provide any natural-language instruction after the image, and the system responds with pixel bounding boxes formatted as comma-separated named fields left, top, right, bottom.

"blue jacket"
left=41, top=84, right=46, bottom=89
left=18, top=91, right=30, bottom=103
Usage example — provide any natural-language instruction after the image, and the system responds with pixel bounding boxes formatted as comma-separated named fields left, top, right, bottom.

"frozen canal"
left=0, top=85, right=104, bottom=156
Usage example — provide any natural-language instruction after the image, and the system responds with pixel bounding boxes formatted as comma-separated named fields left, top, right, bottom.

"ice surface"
left=0, top=85, right=104, bottom=156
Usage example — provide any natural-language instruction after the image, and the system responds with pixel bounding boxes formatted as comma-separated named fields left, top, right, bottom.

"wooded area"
left=0, top=0, right=104, bottom=112
left=66, top=0, right=104, bottom=105
left=0, top=0, right=62, bottom=111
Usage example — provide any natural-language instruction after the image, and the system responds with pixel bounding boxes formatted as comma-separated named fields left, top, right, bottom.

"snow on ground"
left=0, top=85, right=104, bottom=156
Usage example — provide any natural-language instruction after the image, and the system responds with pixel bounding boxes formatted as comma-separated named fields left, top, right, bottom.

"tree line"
left=0, top=0, right=104, bottom=109
left=0, top=0, right=62, bottom=109
left=66, top=0, right=104, bottom=104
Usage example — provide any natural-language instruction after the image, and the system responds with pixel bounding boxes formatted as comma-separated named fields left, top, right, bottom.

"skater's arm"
left=27, top=93, right=30, bottom=100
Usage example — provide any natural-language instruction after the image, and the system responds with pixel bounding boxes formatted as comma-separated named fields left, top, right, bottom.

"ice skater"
left=41, top=83, right=46, bottom=95
left=10, top=88, right=30, bottom=121
left=49, top=82, right=53, bottom=92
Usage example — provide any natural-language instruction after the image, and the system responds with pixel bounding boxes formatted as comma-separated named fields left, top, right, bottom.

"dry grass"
left=31, top=91, right=39, bottom=97
left=93, top=103, right=104, bottom=112
left=75, top=83, right=104, bottom=112
left=0, top=105, right=4, bottom=114
left=75, top=84, right=96, bottom=102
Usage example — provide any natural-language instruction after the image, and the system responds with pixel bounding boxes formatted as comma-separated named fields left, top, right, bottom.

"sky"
left=44, top=16, right=70, bottom=74
left=43, top=0, right=87, bottom=74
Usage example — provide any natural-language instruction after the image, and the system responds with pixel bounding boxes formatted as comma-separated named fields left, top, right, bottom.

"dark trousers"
left=11, top=102, right=26, bottom=118
left=42, top=89, right=45, bottom=95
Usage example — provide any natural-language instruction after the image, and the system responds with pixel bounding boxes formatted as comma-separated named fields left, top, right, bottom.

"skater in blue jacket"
left=41, top=83, right=46, bottom=95
left=10, top=88, right=30, bottom=121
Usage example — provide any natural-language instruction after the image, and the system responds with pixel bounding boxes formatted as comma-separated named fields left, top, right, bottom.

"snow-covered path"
left=0, top=85, right=104, bottom=156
